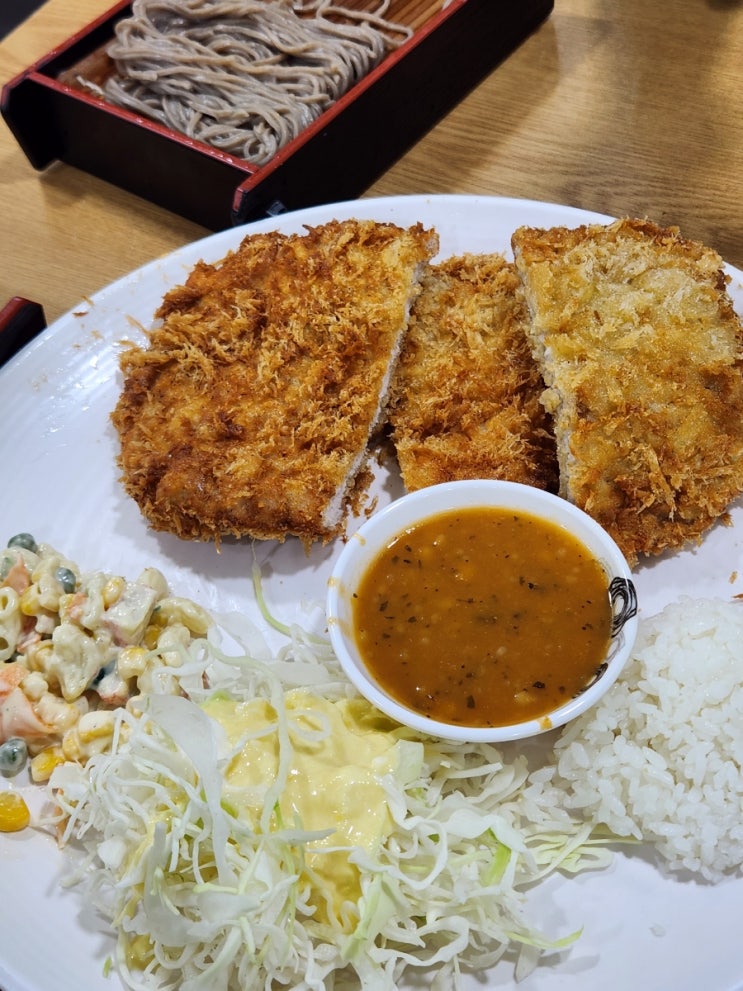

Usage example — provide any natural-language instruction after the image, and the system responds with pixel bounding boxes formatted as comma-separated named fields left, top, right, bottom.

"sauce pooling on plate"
left=351, top=507, right=613, bottom=727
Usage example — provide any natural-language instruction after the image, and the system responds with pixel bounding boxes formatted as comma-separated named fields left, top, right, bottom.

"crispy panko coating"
left=512, top=217, right=743, bottom=565
left=112, top=219, right=438, bottom=545
left=387, top=253, right=558, bottom=492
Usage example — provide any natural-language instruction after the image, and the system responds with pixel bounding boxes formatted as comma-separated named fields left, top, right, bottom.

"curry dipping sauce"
left=350, top=506, right=613, bottom=728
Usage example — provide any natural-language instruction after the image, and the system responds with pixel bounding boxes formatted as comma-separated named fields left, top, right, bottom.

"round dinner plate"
left=1, top=194, right=743, bottom=991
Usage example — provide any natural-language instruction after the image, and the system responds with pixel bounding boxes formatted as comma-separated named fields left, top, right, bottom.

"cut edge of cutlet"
left=511, top=216, right=743, bottom=565
left=319, top=243, right=437, bottom=533
left=387, top=252, right=559, bottom=494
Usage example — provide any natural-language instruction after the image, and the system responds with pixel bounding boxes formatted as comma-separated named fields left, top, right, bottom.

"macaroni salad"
left=0, top=533, right=212, bottom=781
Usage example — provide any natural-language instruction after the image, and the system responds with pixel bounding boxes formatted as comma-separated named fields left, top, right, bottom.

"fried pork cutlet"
left=511, top=217, right=743, bottom=565
left=112, top=219, right=438, bottom=545
left=387, top=253, right=558, bottom=491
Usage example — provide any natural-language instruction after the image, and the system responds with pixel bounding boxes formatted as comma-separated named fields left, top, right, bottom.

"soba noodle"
left=97, top=0, right=412, bottom=164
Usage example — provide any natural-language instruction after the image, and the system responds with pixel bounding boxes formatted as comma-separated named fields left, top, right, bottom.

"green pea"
left=54, top=566, right=76, bottom=594
left=0, top=737, right=28, bottom=777
left=7, top=533, right=37, bottom=553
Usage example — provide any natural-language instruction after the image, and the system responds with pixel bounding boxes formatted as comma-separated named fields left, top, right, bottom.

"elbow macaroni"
left=0, top=538, right=213, bottom=765
left=155, top=596, right=212, bottom=636
left=0, top=587, right=21, bottom=663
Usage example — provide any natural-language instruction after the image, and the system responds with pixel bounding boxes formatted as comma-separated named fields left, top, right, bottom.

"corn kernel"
left=61, top=729, right=83, bottom=763
left=19, top=585, right=42, bottom=617
left=102, top=576, right=125, bottom=608
left=30, top=746, right=65, bottom=783
left=142, top=623, right=162, bottom=650
left=62, top=709, right=118, bottom=763
left=117, top=645, right=148, bottom=679
left=76, top=710, right=117, bottom=744
left=0, top=792, right=31, bottom=831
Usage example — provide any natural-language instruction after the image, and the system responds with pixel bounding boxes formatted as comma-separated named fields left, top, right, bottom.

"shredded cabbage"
left=48, top=593, right=613, bottom=991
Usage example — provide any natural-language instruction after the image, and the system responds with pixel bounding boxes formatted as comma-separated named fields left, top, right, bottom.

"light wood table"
left=2, top=0, right=743, bottom=325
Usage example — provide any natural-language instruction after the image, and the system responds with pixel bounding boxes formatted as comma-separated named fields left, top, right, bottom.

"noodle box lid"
left=1, top=0, right=554, bottom=231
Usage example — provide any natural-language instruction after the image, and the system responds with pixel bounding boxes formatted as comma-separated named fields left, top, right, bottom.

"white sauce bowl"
left=327, top=479, right=639, bottom=743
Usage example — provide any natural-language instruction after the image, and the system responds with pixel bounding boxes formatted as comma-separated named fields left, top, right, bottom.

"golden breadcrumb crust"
left=111, top=219, right=438, bottom=545
left=387, top=253, right=558, bottom=492
left=511, top=217, right=743, bottom=565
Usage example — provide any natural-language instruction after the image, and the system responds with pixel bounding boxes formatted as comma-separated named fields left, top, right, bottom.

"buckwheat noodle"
left=98, top=0, right=412, bottom=164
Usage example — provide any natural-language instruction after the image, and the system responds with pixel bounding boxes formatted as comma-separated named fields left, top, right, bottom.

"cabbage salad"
left=49, top=589, right=612, bottom=991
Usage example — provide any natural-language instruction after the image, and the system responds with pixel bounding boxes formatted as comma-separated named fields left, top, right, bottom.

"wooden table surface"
left=1, top=0, right=743, bottom=326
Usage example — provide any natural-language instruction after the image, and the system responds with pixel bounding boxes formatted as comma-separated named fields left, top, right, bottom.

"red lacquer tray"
left=1, top=0, right=553, bottom=229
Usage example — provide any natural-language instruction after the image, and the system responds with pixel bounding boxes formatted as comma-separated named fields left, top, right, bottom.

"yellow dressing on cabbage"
left=202, top=690, right=399, bottom=928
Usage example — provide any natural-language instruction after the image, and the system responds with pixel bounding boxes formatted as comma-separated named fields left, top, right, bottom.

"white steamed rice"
left=542, top=597, right=743, bottom=882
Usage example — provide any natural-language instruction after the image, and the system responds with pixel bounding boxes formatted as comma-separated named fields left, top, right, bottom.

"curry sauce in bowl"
left=327, top=480, right=638, bottom=743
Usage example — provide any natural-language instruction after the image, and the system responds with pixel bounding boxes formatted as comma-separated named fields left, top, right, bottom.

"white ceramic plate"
left=2, top=195, right=743, bottom=991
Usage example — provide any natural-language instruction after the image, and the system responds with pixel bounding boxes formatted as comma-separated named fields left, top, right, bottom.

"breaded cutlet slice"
left=387, top=253, right=559, bottom=492
left=511, top=217, right=743, bottom=565
left=111, top=219, right=438, bottom=545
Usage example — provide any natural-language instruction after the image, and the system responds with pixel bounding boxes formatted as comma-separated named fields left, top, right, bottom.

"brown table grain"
left=1, top=0, right=742, bottom=325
